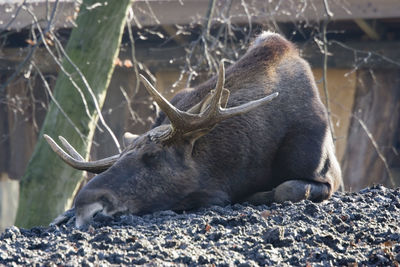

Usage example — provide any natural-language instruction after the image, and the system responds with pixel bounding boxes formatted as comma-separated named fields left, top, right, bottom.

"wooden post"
left=0, top=173, right=19, bottom=232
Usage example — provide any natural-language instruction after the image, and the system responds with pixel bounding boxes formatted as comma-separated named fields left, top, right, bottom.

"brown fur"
left=73, top=32, right=342, bottom=225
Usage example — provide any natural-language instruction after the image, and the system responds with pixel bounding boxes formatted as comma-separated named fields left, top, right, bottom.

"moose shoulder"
left=45, top=32, right=342, bottom=227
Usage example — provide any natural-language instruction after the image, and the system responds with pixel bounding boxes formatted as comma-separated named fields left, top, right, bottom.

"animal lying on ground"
left=45, top=32, right=342, bottom=227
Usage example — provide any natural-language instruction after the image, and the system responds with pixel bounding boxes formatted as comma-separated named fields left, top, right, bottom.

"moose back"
left=46, top=32, right=342, bottom=227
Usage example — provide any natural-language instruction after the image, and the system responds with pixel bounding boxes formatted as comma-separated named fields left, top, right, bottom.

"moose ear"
left=123, top=132, right=140, bottom=147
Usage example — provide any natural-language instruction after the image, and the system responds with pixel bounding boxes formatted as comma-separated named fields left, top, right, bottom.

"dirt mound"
left=1, top=185, right=400, bottom=266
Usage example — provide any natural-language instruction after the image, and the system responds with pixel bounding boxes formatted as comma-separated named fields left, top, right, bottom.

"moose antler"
left=44, top=135, right=119, bottom=173
left=45, top=63, right=278, bottom=171
left=140, top=63, right=279, bottom=141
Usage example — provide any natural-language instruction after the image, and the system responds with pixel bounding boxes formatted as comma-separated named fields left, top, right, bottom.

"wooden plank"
left=2, top=40, right=398, bottom=74
left=0, top=0, right=77, bottom=30
left=342, top=69, right=400, bottom=190
left=132, top=0, right=400, bottom=26
left=0, top=173, right=19, bottom=232
left=1, top=0, right=399, bottom=31
left=5, top=78, right=37, bottom=180
left=300, top=41, right=400, bottom=70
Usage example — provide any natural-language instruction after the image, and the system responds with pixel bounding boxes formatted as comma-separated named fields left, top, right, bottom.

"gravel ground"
left=1, top=184, right=400, bottom=266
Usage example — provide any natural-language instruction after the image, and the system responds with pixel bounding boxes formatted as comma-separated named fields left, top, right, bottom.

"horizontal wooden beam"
left=134, top=40, right=400, bottom=70
left=0, top=40, right=399, bottom=74
left=0, top=1, right=77, bottom=31
left=1, top=0, right=399, bottom=31
left=132, top=0, right=400, bottom=27
left=300, top=41, right=400, bottom=70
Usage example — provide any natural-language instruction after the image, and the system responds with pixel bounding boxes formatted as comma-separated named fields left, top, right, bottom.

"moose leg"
left=244, top=180, right=331, bottom=205
left=273, top=180, right=331, bottom=203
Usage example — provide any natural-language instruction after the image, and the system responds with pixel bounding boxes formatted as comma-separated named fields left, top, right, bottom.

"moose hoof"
left=273, top=180, right=331, bottom=203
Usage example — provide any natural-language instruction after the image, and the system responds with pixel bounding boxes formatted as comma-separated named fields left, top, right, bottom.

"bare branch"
left=120, top=86, right=145, bottom=125
left=25, top=7, right=91, bottom=119
left=126, top=8, right=141, bottom=96
left=32, top=61, right=86, bottom=143
left=321, top=0, right=335, bottom=144
left=331, top=40, right=400, bottom=68
left=353, top=115, right=395, bottom=187
left=51, top=34, right=122, bottom=153
left=144, top=0, right=160, bottom=25
left=24, top=7, right=121, bottom=153
left=0, top=0, right=60, bottom=94
left=0, top=0, right=27, bottom=33
left=203, top=0, right=216, bottom=39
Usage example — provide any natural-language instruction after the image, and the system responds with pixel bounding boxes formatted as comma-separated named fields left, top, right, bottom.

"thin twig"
left=353, top=114, right=395, bottom=187
left=120, top=86, right=144, bottom=125
left=0, top=0, right=60, bottom=94
left=321, top=0, right=343, bottom=191
left=51, top=34, right=121, bottom=153
left=321, top=0, right=335, bottom=142
left=126, top=9, right=141, bottom=96
left=25, top=8, right=91, bottom=119
left=32, top=61, right=87, bottom=143
left=26, top=6, right=121, bottom=152
left=27, top=71, right=39, bottom=132
left=0, top=0, right=27, bottom=34
left=144, top=0, right=160, bottom=24
left=240, top=0, right=252, bottom=44
left=203, top=0, right=217, bottom=39
left=328, top=95, right=396, bottom=189
left=330, top=40, right=400, bottom=68
left=180, top=0, right=219, bottom=87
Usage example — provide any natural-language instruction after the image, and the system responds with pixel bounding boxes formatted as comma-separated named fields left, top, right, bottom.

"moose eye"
left=141, top=151, right=159, bottom=166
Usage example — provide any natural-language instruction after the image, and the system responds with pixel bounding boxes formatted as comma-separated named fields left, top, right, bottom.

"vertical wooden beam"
left=6, top=79, right=37, bottom=180
left=0, top=173, right=19, bottom=232
left=353, top=19, right=382, bottom=41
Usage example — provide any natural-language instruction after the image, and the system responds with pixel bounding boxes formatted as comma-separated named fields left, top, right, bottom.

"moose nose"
left=74, top=187, right=127, bottom=227
left=75, top=202, right=104, bottom=228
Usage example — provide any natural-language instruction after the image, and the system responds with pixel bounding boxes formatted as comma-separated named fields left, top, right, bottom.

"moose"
left=45, top=32, right=342, bottom=227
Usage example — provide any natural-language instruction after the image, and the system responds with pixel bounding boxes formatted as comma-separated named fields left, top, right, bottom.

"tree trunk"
left=16, top=0, right=131, bottom=228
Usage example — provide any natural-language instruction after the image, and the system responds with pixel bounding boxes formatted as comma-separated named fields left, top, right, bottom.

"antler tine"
left=195, top=62, right=279, bottom=128
left=58, top=136, right=84, bottom=161
left=44, top=134, right=119, bottom=174
left=214, top=63, right=225, bottom=107
left=203, top=62, right=226, bottom=117
left=218, top=92, right=279, bottom=120
left=139, top=75, right=194, bottom=128
left=139, top=62, right=278, bottom=142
